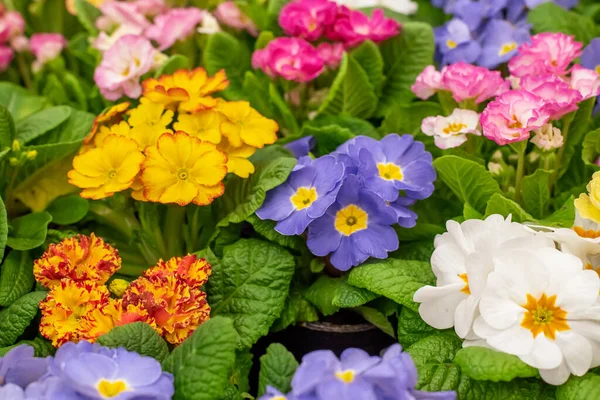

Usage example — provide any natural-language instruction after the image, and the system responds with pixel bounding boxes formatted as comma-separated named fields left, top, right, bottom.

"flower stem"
left=513, top=141, right=527, bottom=204
left=88, top=201, right=140, bottom=239
left=164, top=205, right=186, bottom=257
left=16, top=53, right=32, bottom=90
left=550, top=112, right=575, bottom=195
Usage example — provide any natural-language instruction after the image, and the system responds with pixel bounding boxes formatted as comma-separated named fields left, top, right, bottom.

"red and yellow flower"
left=144, top=254, right=211, bottom=288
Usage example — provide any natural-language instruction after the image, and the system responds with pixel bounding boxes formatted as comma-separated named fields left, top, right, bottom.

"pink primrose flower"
left=411, top=65, right=444, bottom=100
left=326, top=7, right=399, bottom=47
left=519, top=74, right=582, bottom=120
left=96, top=1, right=150, bottom=32
left=133, top=0, right=167, bottom=17
left=145, top=8, right=203, bottom=51
left=0, top=11, right=24, bottom=43
left=441, top=62, right=509, bottom=104
left=316, top=42, right=344, bottom=69
left=279, top=0, right=337, bottom=41
left=214, top=1, right=258, bottom=36
left=569, top=65, right=600, bottom=100
left=30, top=33, right=66, bottom=72
left=252, top=37, right=324, bottom=82
left=0, top=45, right=13, bottom=72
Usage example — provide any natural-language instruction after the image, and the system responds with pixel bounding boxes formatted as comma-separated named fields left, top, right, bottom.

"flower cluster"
left=0, top=342, right=174, bottom=399
left=70, top=68, right=278, bottom=205
left=414, top=210, right=600, bottom=385
left=258, top=134, right=435, bottom=271
left=252, top=0, right=399, bottom=82
left=259, top=344, right=455, bottom=400
left=36, top=234, right=213, bottom=346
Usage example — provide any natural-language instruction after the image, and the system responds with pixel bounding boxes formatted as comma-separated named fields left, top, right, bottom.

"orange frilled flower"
left=40, top=280, right=111, bottom=346
left=122, top=273, right=211, bottom=345
left=34, top=233, right=121, bottom=289
left=142, top=68, right=229, bottom=113
left=78, top=299, right=149, bottom=342
left=145, top=254, right=211, bottom=289
left=83, top=102, right=130, bottom=150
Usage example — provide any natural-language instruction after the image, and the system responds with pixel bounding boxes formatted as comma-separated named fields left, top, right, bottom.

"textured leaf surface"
left=0, top=337, right=55, bottom=357
left=380, top=102, right=441, bottom=135
left=0, top=104, right=15, bottom=149
left=397, top=308, right=437, bottom=348
left=0, top=196, right=7, bottom=261
left=0, top=250, right=34, bottom=306
left=258, top=343, right=298, bottom=396
left=351, top=40, right=385, bottom=96
left=246, top=214, right=304, bottom=251
left=354, top=306, right=395, bottom=337
left=272, top=288, right=319, bottom=332
left=348, top=259, right=434, bottom=312
left=15, top=106, right=71, bottom=144
left=0, top=83, right=48, bottom=122
left=6, top=212, right=52, bottom=250
left=163, top=317, right=238, bottom=400
left=0, top=291, right=47, bottom=346
left=454, top=347, right=537, bottom=382
left=304, top=276, right=375, bottom=316
left=521, top=169, right=551, bottom=219
left=556, top=373, right=600, bottom=400
left=208, top=239, right=295, bottom=348
left=303, top=124, right=354, bottom=156
left=529, top=3, right=597, bottom=45
left=484, top=193, right=535, bottom=223
left=97, top=322, right=169, bottom=362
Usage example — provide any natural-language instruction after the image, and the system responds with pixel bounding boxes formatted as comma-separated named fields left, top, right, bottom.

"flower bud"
left=109, top=278, right=129, bottom=298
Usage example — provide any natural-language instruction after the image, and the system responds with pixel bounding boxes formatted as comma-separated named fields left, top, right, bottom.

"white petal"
left=473, top=315, right=502, bottom=338
left=539, top=361, right=571, bottom=386
left=518, top=335, right=563, bottom=369
left=555, top=331, right=593, bottom=376
left=431, top=242, right=467, bottom=281
left=434, top=134, right=467, bottom=150
left=462, top=339, right=490, bottom=348
left=415, top=286, right=466, bottom=330
left=479, top=294, right=523, bottom=330
left=568, top=320, right=600, bottom=342
left=556, top=270, right=600, bottom=311
left=486, top=324, right=535, bottom=356
left=454, top=295, right=480, bottom=339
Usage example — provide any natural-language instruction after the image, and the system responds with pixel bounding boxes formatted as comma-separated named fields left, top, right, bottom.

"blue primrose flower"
left=306, top=175, right=399, bottom=271
left=581, top=38, right=600, bottom=116
left=453, top=0, right=508, bottom=31
left=434, top=19, right=482, bottom=65
left=284, top=136, right=316, bottom=159
left=0, top=383, right=26, bottom=400
left=477, top=19, right=530, bottom=69
left=257, top=155, right=345, bottom=235
left=525, top=0, right=577, bottom=9
left=0, top=345, right=48, bottom=389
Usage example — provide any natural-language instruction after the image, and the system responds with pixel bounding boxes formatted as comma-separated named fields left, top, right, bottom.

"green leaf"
left=207, top=239, right=295, bottom=348
left=232, top=350, right=253, bottom=394
left=6, top=212, right=52, bottom=251
left=391, top=241, right=435, bottom=262
left=255, top=31, right=274, bottom=50
left=528, top=3, right=597, bottom=45
left=380, top=102, right=441, bottom=136
left=307, top=115, right=377, bottom=137
left=332, top=281, right=378, bottom=308
left=560, top=98, right=596, bottom=179
left=317, top=53, right=378, bottom=119
left=303, top=124, right=354, bottom=156
left=0, top=250, right=34, bottom=306
left=213, top=145, right=296, bottom=229
left=582, top=127, right=600, bottom=170
left=163, top=316, right=238, bottom=400
left=0, top=83, right=48, bottom=122
left=397, top=308, right=438, bottom=348
left=268, top=83, right=300, bottom=135
left=0, top=196, right=7, bottom=261
left=74, top=0, right=101, bottom=35
left=155, top=55, right=190, bottom=78
left=433, top=155, right=501, bottom=213
left=97, top=322, right=169, bottom=362
left=42, top=74, right=69, bottom=106
left=0, top=104, right=15, bottom=149
left=378, top=22, right=435, bottom=116
left=541, top=196, right=575, bottom=228
left=484, top=193, right=535, bottom=223
left=556, top=373, right=600, bottom=400
left=351, top=40, right=385, bottom=96
left=464, top=203, right=483, bottom=220
left=521, top=169, right=552, bottom=220
left=203, top=32, right=251, bottom=100
left=45, top=194, right=89, bottom=225
left=246, top=214, right=304, bottom=251
left=0, top=291, right=47, bottom=346
left=0, top=337, right=55, bottom=357
left=454, top=347, right=538, bottom=382
left=303, top=276, right=340, bottom=316
left=272, top=287, right=319, bottom=332
left=348, top=259, right=435, bottom=312
left=353, top=306, right=395, bottom=337
left=258, top=343, right=298, bottom=396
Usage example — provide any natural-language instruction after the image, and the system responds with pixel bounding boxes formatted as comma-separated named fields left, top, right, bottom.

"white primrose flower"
left=531, top=123, right=564, bottom=151
left=474, top=247, right=600, bottom=385
left=333, top=0, right=418, bottom=14
left=421, top=109, right=481, bottom=150
left=197, top=12, right=221, bottom=35
left=413, top=214, right=553, bottom=339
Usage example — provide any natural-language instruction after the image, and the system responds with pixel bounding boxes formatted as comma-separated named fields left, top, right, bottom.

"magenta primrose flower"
left=146, top=8, right=203, bottom=51
left=0, top=10, right=24, bottom=43
left=279, top=0, right=337, bottom=41
left=326, top=7, right=400, bottom=48
left=441, top=62, right=509, bottom=104
left=317, top=42, right=345, bottom=69
left=0, top=45, right=13, bottom=72
left=252, top=37, right=324, bottom=82
left=519, top=74, right=582, bottom=120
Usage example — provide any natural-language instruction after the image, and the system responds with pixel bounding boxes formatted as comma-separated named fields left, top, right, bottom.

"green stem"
left=16, top=53, right=32, bottom=90
left=187, top=208, right=200, bottom=254
left=164, top=205, right=186, bottom=257
left=514, top=141, right=527, bottom=204
left=88, top=201, right=140, bottom=239
left=550, top=113, right=574, bottom=194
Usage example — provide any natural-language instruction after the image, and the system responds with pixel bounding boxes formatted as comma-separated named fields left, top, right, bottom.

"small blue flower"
left=434, top=19, right=482, bottom=65
left=477, top=19, right=530, bottom=68
left=581, top=38, right=600, bottom=116
left=285, top=136, right=316, bottom=159
left=307, top=175, right=399, bottom=271
left=0, top=383, right=25, bottom=400
left=257, top=155, right=345, bottom=235
left=25, top=376, right=82, bottom=400
left=454, top=0, right=508, bottom=31
left=259, top=385, right=316, bottom=400
left=388, top=197, right=418, bottom=228
left=431, top=0, right=460, bottom=13
left=525, top=0, right=577, bottom=9
left=0, top=345, right=48, bottom=389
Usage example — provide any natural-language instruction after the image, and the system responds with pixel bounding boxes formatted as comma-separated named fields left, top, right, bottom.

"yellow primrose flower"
left=84, top=102, right=130, bottom=148
left=68, top=135, right=145, bottom=200
left=128, top=98, right=174, bottom=149
left=575, top=171, right=600, bottom=223
left=217, top=137, right=256, bottom=178
left=93, top=121, right=133, bottom=148
left=217, top=100, right=278, bottom=148
left=173, top=110, right=225, bottom=144
left=140, top=132, right=227, bottom=206
left=142, top=68, right=229, bottom=112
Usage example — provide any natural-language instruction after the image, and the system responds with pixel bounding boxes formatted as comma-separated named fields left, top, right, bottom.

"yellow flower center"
left=508, top=115, right=522, bottom=130
left=520, top=293, right=570, bottom=340
left=107, top=170, right=117, bottom=179
left=574, top=226, right=600, bottom=239
left=335, top=369, right=355, bottom=384
left=585, top=263, right=600, bottom=278
left=271, top=397, right=287, bottom=400
left=133, top=57, right=141, bottom=67
left=443, top=122, right=467, bottom=135
left=335, top=204, right=368, bottom=236
left=446, top=39, right=457, bottom=49
left=122, top=66, right=130, bottom=77
left=498, top=41, right=517, bottom=56
left=290, top=187, right=318, bottom=210
left=377, top=163, right=403, bottom=181
left=595, top=65, right=600, bottom=74
left=458, top=273, right=470, bottom=295
left=97, top=380, right=128, bottom=397
left=177, top=169, right=189, bottom=181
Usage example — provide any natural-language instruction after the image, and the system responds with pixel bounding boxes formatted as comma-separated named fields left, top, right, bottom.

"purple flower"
left=388, top=197, right=418, bottom=228
left=0, top=383, right=25, bottom=399
left=358, top=134, right=435, bottom=202
left=306, top=175, right=399, bottom=271
left=0, top=345, right=49, bottom=389
left=477, top=19, right=530, bottom=68
left=259, top=385, right=315, bottom=400
left=581, top=38, right=600, bottom=72
left=434, top=19, right=482, bottom=65
left=525, top=0, right=577, bottom=9
left=25, top=376, right=83, bottom=399
left=257, top=155, right=345, bottom=235
left=291, top=348, right=381, bottom=399
left=284, top=136, right=316, bottom=159
left=453, top=0, right=508, bottom=31
left=431, top=0, right=460, bottom=13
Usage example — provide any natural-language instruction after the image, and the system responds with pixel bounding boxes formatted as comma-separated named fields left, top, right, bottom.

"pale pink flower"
left=0, top=11, right=24, bottom=43
left=133, top=0, right=167, bottom=17
left=508, top=32, right=583, bottom=78
left=214, top=1, right=258, bottom=36
left=480, top=90, right=551, bottom=146
left=316, top=42, right=344, bottom=69
left=252, top=37, right=324, bottom=82
left=96, top=1, right=150, bottom=32
left=326, top=7, right=399, bottom=47
left=570, top=65, right=600, bottom=100
left=145, top=8, right=203, bottom=50
left=197, top=12, right=221, bottom=35
left=412, top=65, right=444, bottom=100
left=94, top=23, right=144, bottom=52
left=94, top=34, right=155, bottom=101
left=279, top=0, right=337, bottom=41
left=441, top=62, right=509, bottom=104
left=421, top=109, right=481, bottom=149
left=30, top=33, right=66, bottom=72
left=10, top=35, right=29, bottom=53
left=520, top=74, right=582, bottom=120
left=0, top=46, right=13, bottom=72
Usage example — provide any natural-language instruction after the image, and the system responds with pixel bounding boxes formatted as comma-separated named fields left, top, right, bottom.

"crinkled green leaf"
left=0, top=104, right=15, bottom=149
left=203, top=32, right=251, bottom=100
left=155, top=55, right=190, bottom=78
left=0, top=196, right=7, bottom=261
left=46, top=194, right=89, bottom=225
left=6, top=212, right=52, bottom=250
left=521, top=169, right=552, bottom=220
left=397, top=308, right=438, bottom=348
left=380, top=102, right=441, bottom=136
left=232, top=350, right=253, bottom=394
left=303, top=124, right=354, bottom=156
left=15, top=106, right=71, bottom=144
left=332, top=280, right=378, bottom=309
left=258, top=343, right=298, bottom=396
left=348, top=259, right=434, bottom=312
left=454, top=347, right=538, bottom=382
left=306, top=115, right=377, bottom=138
left=351, top=40, right=385, bottom=96
left=246, top=214, right=304, bottom=251
left=0, top=291, right=47, bottom=346
left=207, top=239, right=295, bottom=348
left=305, top=275, right=377, bottom=313
left=391, top=241, right=434, bottom=262
left=97, top=322, right=169, bottom=362
left=0, top=250, right=34, bottom=306
left=540, top=196, right=575, bottom=228
left=484, top=193, right=535, bottom=223
left=163, top=316, right=238, bottom=400
left=269, top=83, right=301, bottom=136
left=582, top=127, right=600, bottom=171
left=353, top=306, right=395, bottom=337
left=272, top=287, right=319, bottom=332
left=557, top=373, right=600, bottom=400
left=0, top=83, right=48, bottom=122
left=529, top=3, right=597, bottom=45
left=0, top=337, right=55, bottom=357
left=433, top=155, right=501, bottom=213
